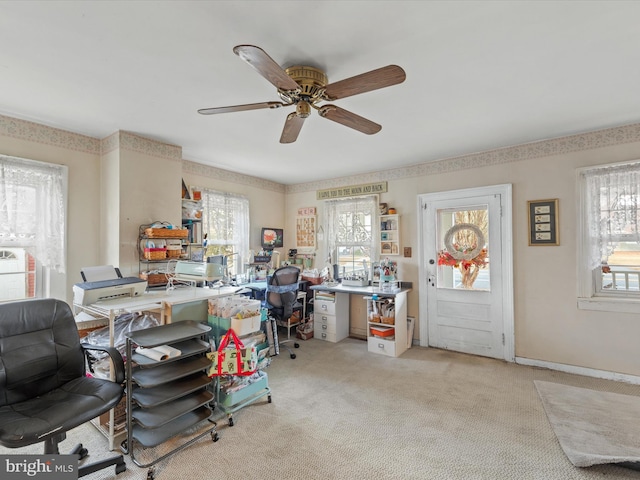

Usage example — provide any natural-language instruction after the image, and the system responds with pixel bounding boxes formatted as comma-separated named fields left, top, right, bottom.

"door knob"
left=429, top=259, right=435, bottom=264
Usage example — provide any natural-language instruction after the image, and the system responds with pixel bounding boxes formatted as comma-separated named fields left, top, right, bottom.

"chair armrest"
left=81, top=343, right=125, bottom=384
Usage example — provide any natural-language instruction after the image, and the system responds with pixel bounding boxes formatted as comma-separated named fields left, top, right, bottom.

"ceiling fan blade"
left=233, top=45, right=301, bottom=93
left=197, top=101, right=288, bottom=115
left=280, top=112, right=306, bottom=143
left=318, top=105, right=381, bottom=135
left=322, top=65, right=406, bottom=100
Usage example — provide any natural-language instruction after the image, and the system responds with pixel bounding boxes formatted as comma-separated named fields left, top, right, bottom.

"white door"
left=418, top=185, right=514, bottom=361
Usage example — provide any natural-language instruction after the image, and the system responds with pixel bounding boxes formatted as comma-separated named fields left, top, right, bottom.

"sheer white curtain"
left=199, top=188, right=250, bottom=271
left=324, top=195, right=378, bottom=263
left=583, top=161, right=640, bottom=270
left=0, top=155, right=67, bottom=272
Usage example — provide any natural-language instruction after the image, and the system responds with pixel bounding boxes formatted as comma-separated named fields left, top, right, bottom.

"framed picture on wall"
left=527, top=199, right=559, bottom=245
left=296, top=214, right=316, bottom=249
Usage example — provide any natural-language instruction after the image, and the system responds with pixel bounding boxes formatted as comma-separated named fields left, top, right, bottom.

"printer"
left=73, top=265, right=147, bottom=306
left=174, top=261, right=224, bottom=282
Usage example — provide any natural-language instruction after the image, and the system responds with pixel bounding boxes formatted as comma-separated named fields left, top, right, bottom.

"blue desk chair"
left=264, top=266, right=303, bottom=359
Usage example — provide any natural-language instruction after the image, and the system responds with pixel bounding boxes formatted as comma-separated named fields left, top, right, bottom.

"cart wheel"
left=268, top=394, right=272, bottom=403
left=211, top=431, right=220, bottom=442
left=294, top=342, right=300, bottom=348
left=290, top=353, right=296, bottom=359
left=147, top=468, right=155, bottom=480
left=228, top=416, right=234, bottom=427
left=78, top=446, right=88, bottom=460
left=120, top=440, right=129, bottom=455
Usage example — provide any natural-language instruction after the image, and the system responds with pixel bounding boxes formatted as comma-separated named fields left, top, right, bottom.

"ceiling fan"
left=198, top=45, right=406, bottom=143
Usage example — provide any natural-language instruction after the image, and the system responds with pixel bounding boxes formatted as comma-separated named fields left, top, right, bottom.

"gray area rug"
left=535, top=380, right=640, bottom=468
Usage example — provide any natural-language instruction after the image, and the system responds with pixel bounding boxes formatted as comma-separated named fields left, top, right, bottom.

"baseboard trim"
left=516, top=356, right=640, bottom=385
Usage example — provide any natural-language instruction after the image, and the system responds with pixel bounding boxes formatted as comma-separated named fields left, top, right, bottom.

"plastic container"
left=370, top=325, right=395, bottom=337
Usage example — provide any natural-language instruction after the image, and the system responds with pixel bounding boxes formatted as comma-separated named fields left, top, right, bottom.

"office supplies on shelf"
left=135, top=344, right=182, bottom=361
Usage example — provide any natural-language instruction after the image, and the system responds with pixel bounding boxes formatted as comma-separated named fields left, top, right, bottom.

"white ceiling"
left=1, top=1, right=639, bottom=185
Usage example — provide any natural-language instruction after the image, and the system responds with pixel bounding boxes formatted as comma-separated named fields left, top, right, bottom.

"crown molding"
left=285, top=123, right=640, bottom=194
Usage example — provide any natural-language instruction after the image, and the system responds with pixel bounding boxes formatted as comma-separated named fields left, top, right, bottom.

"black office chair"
left=0, top=298, right=127, bottom=477
left=264, top=266, right=303, bottom=359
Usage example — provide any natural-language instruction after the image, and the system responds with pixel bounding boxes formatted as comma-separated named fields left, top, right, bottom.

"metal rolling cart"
left=122, top=321, right=219, bottom=480
left=208, top=296, right=272, bottom=427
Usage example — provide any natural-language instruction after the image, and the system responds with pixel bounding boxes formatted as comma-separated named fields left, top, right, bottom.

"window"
left=578, top=160, right=640, bottom=310
left=0, top=155, right=67, bottom=300
left=199, top=188, right=249, bottom=276
left=324, top=196, right=377, bottom=277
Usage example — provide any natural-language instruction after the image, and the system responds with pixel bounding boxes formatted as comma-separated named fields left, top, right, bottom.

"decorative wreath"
left=443, top=223, right=485, bottom=261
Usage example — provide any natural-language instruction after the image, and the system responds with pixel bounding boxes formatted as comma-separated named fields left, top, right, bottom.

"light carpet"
left=534, top=380, right=640, bottom=468
left=3, top=338, right=640, bottom=479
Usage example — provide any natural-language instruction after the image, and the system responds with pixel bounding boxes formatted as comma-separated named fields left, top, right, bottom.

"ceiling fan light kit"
left=198, top=45, right=406, bottom=143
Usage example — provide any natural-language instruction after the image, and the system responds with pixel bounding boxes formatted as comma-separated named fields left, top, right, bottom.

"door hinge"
left=502, top=333, right=505, bottom=345
left=422, top=203, right=428, bottom=210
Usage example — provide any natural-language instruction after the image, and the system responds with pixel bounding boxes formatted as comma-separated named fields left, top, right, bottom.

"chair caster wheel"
left=290, top=353, right=296, bottom=359
left=268, top=395, right=272, bottom=403
left=212, top=432, right=220, bottom=442
left=115, top=462, right=127, bottom=474
left=228, top=417, right=234, bottom=427
left=147, top=467, right=155, bottom=480
left=294, top=343, right=300, bottom=348
left=78, top=447, right=88, bottom=460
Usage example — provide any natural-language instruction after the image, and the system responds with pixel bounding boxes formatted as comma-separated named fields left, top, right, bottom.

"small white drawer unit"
left=313, top=292, right=349, bottom=343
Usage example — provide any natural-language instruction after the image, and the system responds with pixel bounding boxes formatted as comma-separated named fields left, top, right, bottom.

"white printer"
left=174, top=261, right=224, bottom=282
left=73, top=265, right=147, bottom=305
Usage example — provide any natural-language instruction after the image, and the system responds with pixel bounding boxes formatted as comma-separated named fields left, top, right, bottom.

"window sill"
left=578, top=296, right=640, bottom=314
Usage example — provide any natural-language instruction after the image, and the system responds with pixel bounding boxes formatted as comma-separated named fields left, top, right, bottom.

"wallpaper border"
left=0, top=114, right=100, bottom=154
left=182, top=159, right=285, bottom=194
left=4, top=113, right=640, bottom=194
left=286, top=123, right=640, bottom=194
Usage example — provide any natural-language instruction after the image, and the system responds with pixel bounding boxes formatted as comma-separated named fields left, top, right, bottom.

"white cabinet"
left=366, top=291, right=408, bottom=357
left=380, top=214, right=400, bottom=256
left=314, top=291, right=349, bottom=343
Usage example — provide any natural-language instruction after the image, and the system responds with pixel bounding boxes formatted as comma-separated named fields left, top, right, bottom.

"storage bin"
left=144, top=227, right=188, bottom=238
left=218, top=373, right=269, bottom=408
left=144, top=248, right=167, bottom=260
left=208, top=314, right=262, bottom=337
left=370, top=325, right=395, bottom=337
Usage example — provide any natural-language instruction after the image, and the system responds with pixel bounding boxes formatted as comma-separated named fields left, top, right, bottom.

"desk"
left=310, top=282, right=412, bottom=357
left=242, top=281, right=308, bottom=322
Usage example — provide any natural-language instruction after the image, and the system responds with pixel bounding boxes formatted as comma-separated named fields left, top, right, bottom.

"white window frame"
left=577, top=160, right=640, bottom=313
left=199, top=188, right=249, bottom=276
left=0, top=155, right=67, bottom=300
left=324, top=196, right=378, bottom=276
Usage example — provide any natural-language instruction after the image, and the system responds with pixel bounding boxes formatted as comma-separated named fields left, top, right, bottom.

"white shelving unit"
left=365, top=293, right=408, bottom=357
left=380, top=214, right=400, bottom=256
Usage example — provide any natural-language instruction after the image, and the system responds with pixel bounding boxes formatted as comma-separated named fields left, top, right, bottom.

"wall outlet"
left=403, top=247, right=412, bottom=257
